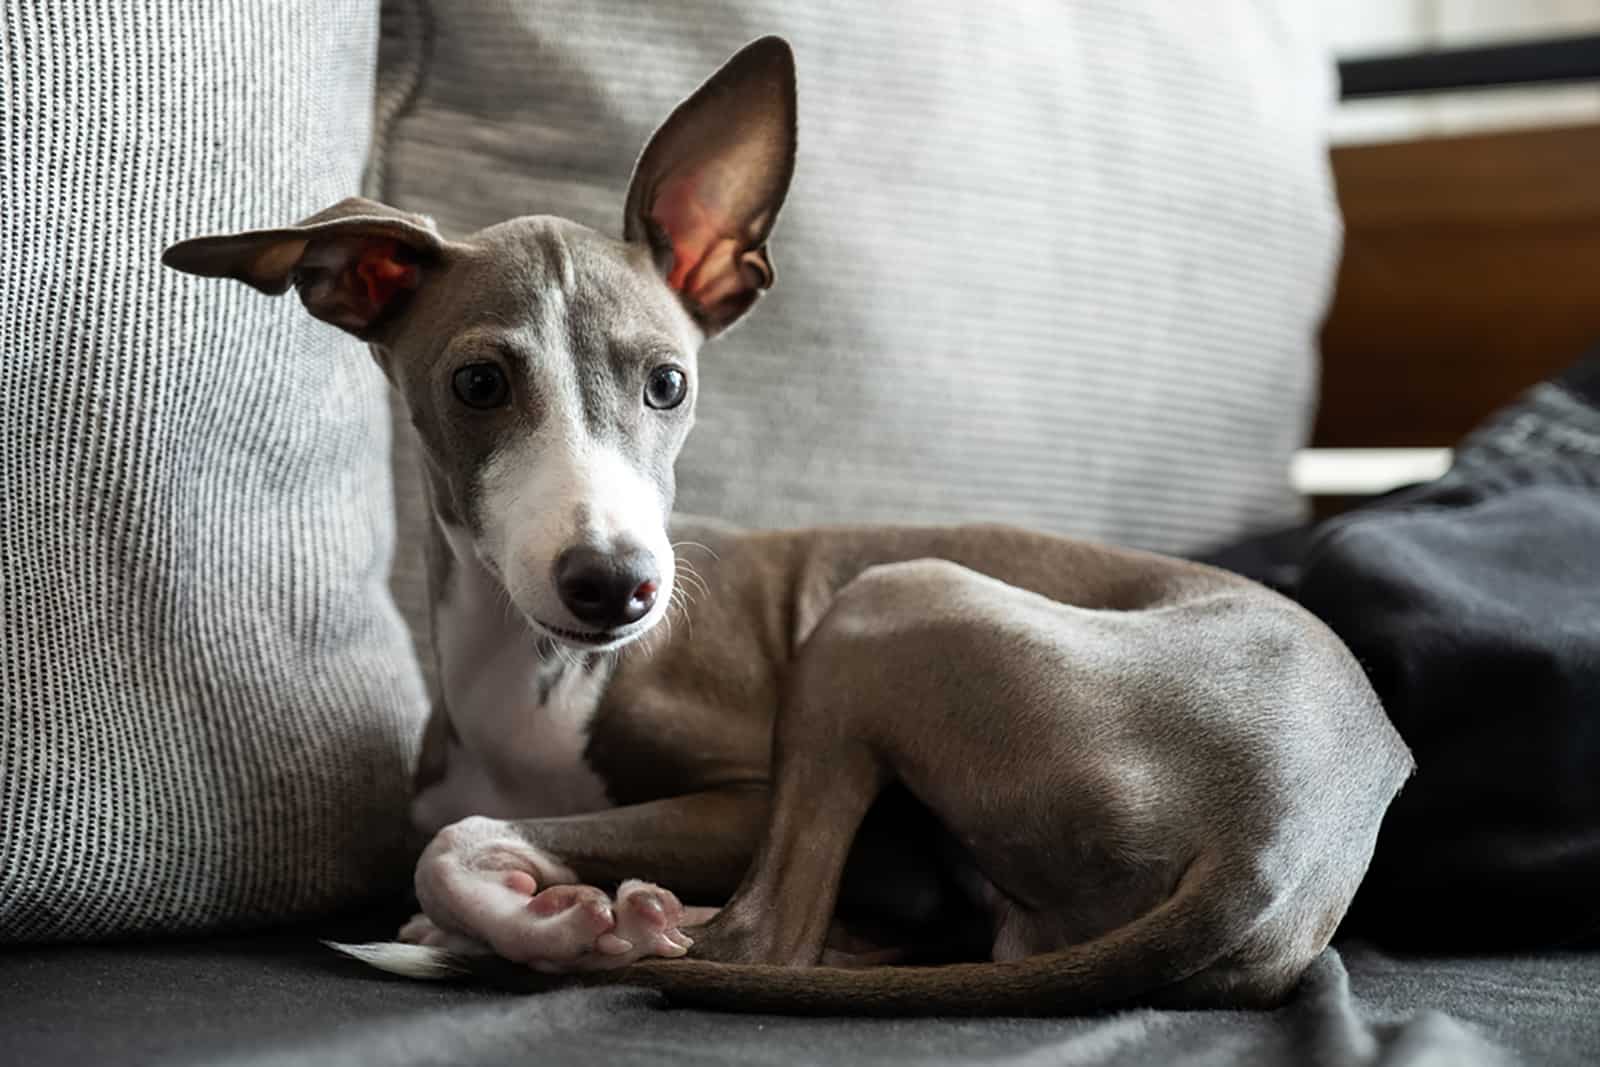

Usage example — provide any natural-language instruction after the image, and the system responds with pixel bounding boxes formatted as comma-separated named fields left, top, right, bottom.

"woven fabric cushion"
left=1, top=1, right=426, bottom=941
left=373, top=0, right=1335, bottom=572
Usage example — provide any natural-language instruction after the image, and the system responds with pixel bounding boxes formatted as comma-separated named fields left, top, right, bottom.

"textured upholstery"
left=0, top=1, right=427, bottom=940
left=5, top=930, right=1588, bottom=1065
left=370, top=2, right=1339, bottom=669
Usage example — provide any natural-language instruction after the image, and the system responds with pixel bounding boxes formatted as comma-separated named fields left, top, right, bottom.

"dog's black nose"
left=553, top=545, right=660, bottom=630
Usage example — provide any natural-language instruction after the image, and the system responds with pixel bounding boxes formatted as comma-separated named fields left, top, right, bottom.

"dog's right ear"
left=162, top=198, right=444, bottom=339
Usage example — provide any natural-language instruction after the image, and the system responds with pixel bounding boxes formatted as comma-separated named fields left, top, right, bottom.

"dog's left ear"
left=624, top=36, right=797, bottom=336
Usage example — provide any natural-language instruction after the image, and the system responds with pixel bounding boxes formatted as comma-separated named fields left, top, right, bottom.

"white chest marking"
left=412, top=522, right=614, bottom=834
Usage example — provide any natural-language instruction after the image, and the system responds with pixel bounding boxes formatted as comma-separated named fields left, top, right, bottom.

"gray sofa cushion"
left=371, top=2, right=1337, bottom=617
left=0, top=1, right=426, bottom=940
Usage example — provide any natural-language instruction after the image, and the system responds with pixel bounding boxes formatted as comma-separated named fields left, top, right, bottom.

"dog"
left=162, top=36, right=1413, bottom=1016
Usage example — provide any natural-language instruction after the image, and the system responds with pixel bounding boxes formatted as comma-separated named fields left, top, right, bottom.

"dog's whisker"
left=645, top=611, right=673, bottom=654
left=674, top=556, right=712, bottom=601
left=670, top=539, right=718, bottom=559
left=675, top=566, right=700, bottom=601
left=666, top=584, right=695, bottom=641
left=676, top=551, right=711, bottom=574
left=671, top=578, right=703, bottom=611
left=681, top=568, right=710, bottom=599
left=490, top=578, right=523, bottom=629
left=670, top=569, right=703, bottom=608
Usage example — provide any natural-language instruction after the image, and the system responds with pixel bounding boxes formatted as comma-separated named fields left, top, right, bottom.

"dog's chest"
left=415, top=571, right=614, bottom=830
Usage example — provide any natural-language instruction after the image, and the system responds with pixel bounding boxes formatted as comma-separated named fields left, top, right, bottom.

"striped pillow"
left=1, top=0, right=426, bottom=941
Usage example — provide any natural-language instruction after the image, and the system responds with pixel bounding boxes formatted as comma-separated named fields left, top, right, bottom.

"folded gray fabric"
left=1, top=0, right=427, bottom=940
left=1207, top=351, right=1600, bottom=952
left=371, top=0, right=1340, bottom=658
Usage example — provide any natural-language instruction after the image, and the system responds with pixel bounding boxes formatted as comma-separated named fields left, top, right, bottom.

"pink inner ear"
left=353, top=240, right=419, bottom=315
left=652, top=175, right=743, bottom=309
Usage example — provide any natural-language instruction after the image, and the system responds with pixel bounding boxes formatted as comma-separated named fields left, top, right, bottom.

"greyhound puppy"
left=163, top=37, right=1413, bottom=1016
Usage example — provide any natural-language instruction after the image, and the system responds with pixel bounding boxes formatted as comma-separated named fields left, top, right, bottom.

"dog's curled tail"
left=329, top=856, right=1279, bottom=1016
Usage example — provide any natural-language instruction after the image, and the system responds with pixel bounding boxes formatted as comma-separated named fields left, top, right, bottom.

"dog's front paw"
left=521, top=879, right=694, bottom=973
left=424, top=877, right=695, bottom=974
left=411, top=816, right=702, bottom=973
left=599, top=880, right=696, bottom=963
left=412, top=815, right=578, bottom=959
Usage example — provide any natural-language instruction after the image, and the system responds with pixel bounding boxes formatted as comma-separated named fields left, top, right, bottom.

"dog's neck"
left=412, top=500, right=617, bottom=831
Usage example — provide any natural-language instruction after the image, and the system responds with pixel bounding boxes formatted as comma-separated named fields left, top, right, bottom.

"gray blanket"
left=3, top=931, right=1594, bottom=1066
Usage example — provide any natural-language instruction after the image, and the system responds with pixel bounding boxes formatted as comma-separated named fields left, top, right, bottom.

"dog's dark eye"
left=452, top=362, right=509, bottom=410
left=644, top=365, right=688, bottom=410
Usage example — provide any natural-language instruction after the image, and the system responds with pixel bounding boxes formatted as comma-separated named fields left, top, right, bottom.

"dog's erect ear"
left=624, top=36, right=797, bottom=336
left=162, top=198, right=444, bottom=339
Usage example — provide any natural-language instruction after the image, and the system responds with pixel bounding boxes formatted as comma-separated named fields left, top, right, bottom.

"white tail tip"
left=324, top=940, right=471, bottom=980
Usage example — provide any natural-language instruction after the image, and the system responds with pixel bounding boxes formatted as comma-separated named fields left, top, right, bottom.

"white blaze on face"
left=477, top=423, right=675, bottom=641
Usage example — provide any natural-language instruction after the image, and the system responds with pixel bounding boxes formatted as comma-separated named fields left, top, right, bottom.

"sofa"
left=4, top=3, right=1598, bottom=1064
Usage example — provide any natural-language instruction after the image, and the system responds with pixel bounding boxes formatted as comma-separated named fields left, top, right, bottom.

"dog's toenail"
left=597, top=934, right=634, bottom=956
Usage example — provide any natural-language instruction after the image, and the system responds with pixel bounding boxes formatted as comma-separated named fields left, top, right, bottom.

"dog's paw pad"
left=502, top=870, right=539, bottom=896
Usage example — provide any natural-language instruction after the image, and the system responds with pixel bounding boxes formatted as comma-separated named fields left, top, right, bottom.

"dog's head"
left=165, top=37, right=796, bottom=651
